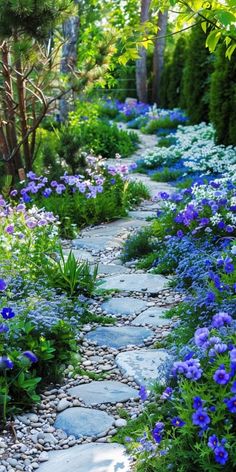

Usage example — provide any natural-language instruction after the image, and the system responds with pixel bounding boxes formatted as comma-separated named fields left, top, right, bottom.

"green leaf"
left=215, top=10, right=236, bottom=27
left=226, top=43, right=236, bottom=59
left=206, top=30, right=221, bottom=52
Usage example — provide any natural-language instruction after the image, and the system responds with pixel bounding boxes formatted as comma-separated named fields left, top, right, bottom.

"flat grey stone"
left=131, top=307, right=170, bottom=327
left=101, top=297, right=147, bottom=316
left=100, top=273, right=168, bottom=293
left=68, top=381, right=139, bottom=405
left=128, top=210, right=156, bottom=220
left=54, top=408, right=114, bottom=438
left=116, top=349, right=171, bottom=387
left=73, top=236, right=123, bottom=251
left=85, top=326, right=153, bottom=349
left=63, top=248, right=94, bottom=262
left=97, top=264, right=131, bottom=275
left=37, top=443, right=130, bottom=472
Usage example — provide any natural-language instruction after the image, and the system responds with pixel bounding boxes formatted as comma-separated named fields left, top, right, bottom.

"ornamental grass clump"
left=127, top=314, right=236, bottom=472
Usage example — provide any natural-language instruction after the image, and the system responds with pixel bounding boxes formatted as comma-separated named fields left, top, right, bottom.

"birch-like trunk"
left=152, top=10, right=168, bottom=104
left=136, top=0, right=151, bottom=103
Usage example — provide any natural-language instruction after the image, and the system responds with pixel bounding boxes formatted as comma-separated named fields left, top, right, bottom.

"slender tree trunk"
left=15, top=55, right=32, bottom=171
left=152, top=10, right=168, bottom=104
left=136, top=0, right=151, bottom=103
left=60, top=0, right=80, bottom=121
left=1, top=42, right=23, bottom=176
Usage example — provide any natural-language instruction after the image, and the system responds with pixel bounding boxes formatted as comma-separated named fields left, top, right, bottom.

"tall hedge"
left=210, top=46, right=236, bottom=146
left=182, top=25, right=212, bottom=124
left=167, top=36, right=186, bottom=109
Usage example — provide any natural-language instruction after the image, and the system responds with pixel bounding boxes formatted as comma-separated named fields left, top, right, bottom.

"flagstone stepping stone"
left=131, top=307, right=170, bottom=327
left=37, top=443, right=130, bottom=472
left=68, top=380, right=139, bottom=405
left=54, top=407, right=114, bottom=439
left=129, top=210, right=156, bottom=220
left=116, top=349, right=171, bottom=387
left=97, top=264, right=131, bottom=275
left=101, top=297, right=147, bottom=316
left=73, top=236, right=124, bottom=251
left=63, top=248, right=94, bottom=262
left=100, top=273, right=168, bottom=293
left=85, top=326, right=154, bottom=349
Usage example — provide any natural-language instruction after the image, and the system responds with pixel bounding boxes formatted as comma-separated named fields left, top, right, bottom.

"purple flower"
left=211, top=312, right=232, bottom=329
left=10, top=189, right=18, bottom=197
left=231, top=381, right=236, bottom=393
left=226, top=225, right=234, bottom=233
left=0, top=324, right=9, bottom=333
left=0, top=356, right=14, bottom=369
left=171, top=417, right=185, bottom=428
left=177, top=230, right=184, bottom=238
left=152, top=422, right=164, bottom=443
left=22, top=351, right=38, bottom=363
left=193, top=396, right=203, bottom=409
left=213, top=368, right=230, bottom=385
left=1, top=307, right=15, bottom=320
left=225, top=396, right=236, bottom=413
left=206, top=291, right=216, bottom=303
left=208, top=434, right=219, bottom=450
left=159, top=192, right=169, bottom=200
left=0, top=279, right=6, bottom=291
left=230, top=349, right=236, bottom=364
left=160, top=387, right=173, bottom=400
left=5, top=224, right=14, bottom=234
left=43, top=188, right=52, bottom=198
left=192, top=408, right=211, bottom=428
left=214, top=446, right=228, bottom=465
left=139, top=386, right=148, bottom=401
left=194, top=327, right=209, bottom=347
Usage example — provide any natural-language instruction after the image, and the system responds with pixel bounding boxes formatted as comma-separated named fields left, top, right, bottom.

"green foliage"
left=151, top=167, right=182, bottom=182
left=44, top=247, right=98, bottom=297
left=142, top=116, right=184, bottom=135
left=182, top=26, right=213, bottom=124
left=34, top=128, right=62, bottom=179
left=210, top=46, right=236, bottom=145
left=167, top=37, right=187, bottom=109
left=58, top=120, right=139, bottom=170
left=121, top=227, right=157, bottom=262
left=0, top=0, right=72, bottom=41
left=125, top=181, right=150, bottom=206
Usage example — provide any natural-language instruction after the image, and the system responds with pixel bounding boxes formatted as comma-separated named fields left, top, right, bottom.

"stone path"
left=0, top=128, right=180, bottom=472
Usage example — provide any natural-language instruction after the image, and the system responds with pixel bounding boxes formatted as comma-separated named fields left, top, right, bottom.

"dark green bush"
left=182, top=25, right=213, bottom=124
left=210, top=46, right=236, bottom=146
left=58, top=120, right=139, bottom=171
left=167, top=37, right=187, bottom=109
left=121, top=227, right=156, bottom=262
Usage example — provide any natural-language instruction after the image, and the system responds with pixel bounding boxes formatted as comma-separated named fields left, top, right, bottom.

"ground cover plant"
left=119, top=165, right=236, bottom=471
left=10, top=157, right=148, bottom=238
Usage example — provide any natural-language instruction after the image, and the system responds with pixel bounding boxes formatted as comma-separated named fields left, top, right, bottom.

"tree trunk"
left=60, top=0, right=80, bottom=121
left=136, top=0, right=151, bottom=103
left=152, top=10, right=168, bottom=104
left=1, top=42, right=23, bottom=176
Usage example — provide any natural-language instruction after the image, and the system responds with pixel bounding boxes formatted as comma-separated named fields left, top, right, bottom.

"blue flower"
left=213, top=368, right=230, bottom=385
left=1, top=307, right=15, bottom=320
left=0, top=279, right=6, bottom=291
left=208, top=434, right=219, bottom=450
left=225, top=396, right=236, bottom=413
left=214, top=446, right=228, bottom=465
left=0, top=324, right=9, bottom=333
left=139, top=385, right=148, bottom=401
left=0, top=356, right=14, bottom=369
left=22, top=351, right=38, bottom=363
left=193, top=396, right=203, bottom=409
left=152, top=422, right=164, bottom=444
left=192, top=408, right=211, bottom=428
left=171, top=417, right=185, bottom=428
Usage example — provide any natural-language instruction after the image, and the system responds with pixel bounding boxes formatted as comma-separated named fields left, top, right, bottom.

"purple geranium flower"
left=192, top=408, right=211, bottom=428
left=1, top=307, right=15, bottom=320
left=213, top=367, right=230, bottom=385
left=214, top=446, right=228, bottom=465
left=22, top=351, right=38, bottom=363
left=139, top=385, right=148, bottom=401
left=171, top=417, right=185, bottom=428
left=0, top=279, right=6, bottom=291
left=225, top=396, right=236, bottom=413
left=211, top=312, right=232, bottom=329
left=193, top=396, right=203, bottom=409
left=208, top=434, right=219, bottom=450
